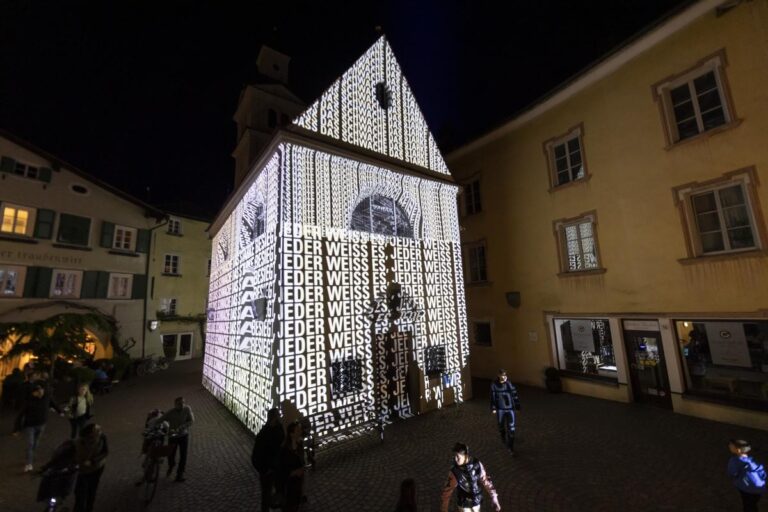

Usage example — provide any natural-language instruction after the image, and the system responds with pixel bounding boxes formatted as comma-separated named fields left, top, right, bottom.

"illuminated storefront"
left=203, top=37, right=469, bottom=436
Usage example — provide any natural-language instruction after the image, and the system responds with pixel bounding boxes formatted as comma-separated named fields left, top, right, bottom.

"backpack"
left=741, top=459, right=767, bottom=492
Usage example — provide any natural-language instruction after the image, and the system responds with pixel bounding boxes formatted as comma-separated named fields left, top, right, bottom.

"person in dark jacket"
left=489, top=369, right=521, bottom=453
left=395, top=478, right=417, bottom=512
left=66, top=384, right=94, bottom=439
left=252, top=408, right=284, bottom=512
left=277, top=421, right=305, bottom=512
left=440, top=443, right=500, bottom=512
left=158, top=396, right=194, bottom=482
left=13, top=383, right=64, bottom=472
left=1, top=368, right=24, bottom=410
left=727, top=439, right=766, bottom=512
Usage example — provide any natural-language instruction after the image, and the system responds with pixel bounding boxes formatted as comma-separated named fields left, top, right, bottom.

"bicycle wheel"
left=143, top=459, right=160, bottom=504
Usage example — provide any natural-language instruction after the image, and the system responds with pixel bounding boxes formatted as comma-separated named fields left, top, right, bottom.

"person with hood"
left=440, top=443, right=500, bottom=512
left=13, top=383, right=64, bottom=472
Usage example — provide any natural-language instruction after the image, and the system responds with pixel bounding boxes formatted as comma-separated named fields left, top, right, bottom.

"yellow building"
left=448, top=0, right=768, bottom=429
left=145, top=214, right=211, bottom=360
left=0, top=130, right=163, bottom=375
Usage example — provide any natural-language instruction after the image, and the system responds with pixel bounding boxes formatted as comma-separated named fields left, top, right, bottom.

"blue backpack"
left=741, top=458, right=767, bottom=492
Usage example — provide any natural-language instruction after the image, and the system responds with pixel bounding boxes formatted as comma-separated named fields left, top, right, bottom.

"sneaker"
left=23, top=464, right=33, bottom=472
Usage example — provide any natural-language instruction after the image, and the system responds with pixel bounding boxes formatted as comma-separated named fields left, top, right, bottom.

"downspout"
left=141, top=215, right=169, bottom=358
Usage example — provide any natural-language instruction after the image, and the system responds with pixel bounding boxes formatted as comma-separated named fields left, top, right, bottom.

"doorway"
left=622, top=321, right=672, bottom=408
left=162, top=333, right=193, bottom=360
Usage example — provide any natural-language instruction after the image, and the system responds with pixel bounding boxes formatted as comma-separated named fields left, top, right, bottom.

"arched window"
left=350, top=194, right=413, bottom=237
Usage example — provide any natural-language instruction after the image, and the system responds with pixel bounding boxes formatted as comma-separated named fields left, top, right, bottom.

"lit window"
left=554, top=213, right=602, bottom=274
left=464, top=180, right=482, bottom=215
left=674, top=170, right=763, bottom=258
left=161, top=298, right=178, bottom=315
left=107, top=273, right=133, bottom=299
left=1, top=204, right=35, bottom=236
left=113, top=226, right=137, bottom=251
left=0, top=266, right=25, bottom=297
left=654, top=51, right=735, bottom=145
left=350, top=195, right=412, bottom=237
left=545, top=126, right=587, bottom=188
left=164, top=254, right=180, bottom=275
left=167, top=218, right=182, bottom=235
left=464, top=242, right=487, bottom=283
left=50, top=270, right=82, bottom=298
left=552, top=318, right=616, bottom=378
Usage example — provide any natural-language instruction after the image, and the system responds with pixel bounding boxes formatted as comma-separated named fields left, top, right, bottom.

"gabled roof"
left=292, top=36, right=451, bottom=176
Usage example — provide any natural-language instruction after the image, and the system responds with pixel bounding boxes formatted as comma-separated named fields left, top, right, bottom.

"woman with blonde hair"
left=66, top=383, right=94, bottom=439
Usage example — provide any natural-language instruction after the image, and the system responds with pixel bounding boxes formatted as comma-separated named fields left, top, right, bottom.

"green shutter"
left=0, top=156, right=16, bottom=173
left=131, top=274, right=147, bottom=300
left=34, top=267, right=52, bottom=298
left=136, top=229, right=150, bottom=253
left=33, top=209, right=56, bottom=239
left=81, top=270, right=99, bottom=298
left=100, top=221, right=115, bottom=248
left=23, top=267, right=39, bottom=297
left=38, top=167, right=52, bottom=183
left=57, top=214, right=91, bottom=246
left=95, top=271, right=110, bottom=299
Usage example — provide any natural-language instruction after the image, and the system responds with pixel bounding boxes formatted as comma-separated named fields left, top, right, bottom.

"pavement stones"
left=0, top=359, right=766, bottom=511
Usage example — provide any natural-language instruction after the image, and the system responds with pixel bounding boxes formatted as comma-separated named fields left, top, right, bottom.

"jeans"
left=74, top=467, right=104, bottom=512
left=739, top=490, right=761, bottom=512
left=168, top=434, right=189, bottom=477
left=24, top=424, right=45, bottom=465
left=70, top=416, right=89, bottom=439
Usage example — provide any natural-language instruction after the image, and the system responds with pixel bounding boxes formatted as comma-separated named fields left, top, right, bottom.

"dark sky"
left=0, top=0, right=690, bottom=219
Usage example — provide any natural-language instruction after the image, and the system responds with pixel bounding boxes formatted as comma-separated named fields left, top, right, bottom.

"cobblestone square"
left=1, top=360, right=766, bottom=511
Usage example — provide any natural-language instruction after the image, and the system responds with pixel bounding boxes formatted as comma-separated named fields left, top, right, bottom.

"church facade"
left=203, top=38, right=470, bottom=436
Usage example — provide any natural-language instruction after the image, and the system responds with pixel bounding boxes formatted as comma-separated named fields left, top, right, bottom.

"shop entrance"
left=622, top=321, right=672, bottom=408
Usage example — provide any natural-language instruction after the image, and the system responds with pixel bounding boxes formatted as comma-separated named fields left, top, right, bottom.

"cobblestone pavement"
left=1, top=360, right=766, bottom=511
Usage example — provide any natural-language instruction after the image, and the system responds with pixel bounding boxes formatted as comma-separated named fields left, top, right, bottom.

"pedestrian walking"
left=277, top=421, right=305, bottom=512
left=252, top=408, right=285, bottom=512
left=490, top=369, right=521, bottom=453
left=1, top=368, right=24, bottom=410
left=13, top=383, right=64, bottom=472
left=158, top=396, right=194, bottom=482
left=66, top=384, right=94, bottom=439
left=440, top=443, right=500, bottom=512
left=727, top=439, right=766, bottom=512
left=395, top=478, right=417, bottom=512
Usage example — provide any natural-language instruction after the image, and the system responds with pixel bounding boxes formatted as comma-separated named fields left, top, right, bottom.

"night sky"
left=0, top=1, right=690, bottom=219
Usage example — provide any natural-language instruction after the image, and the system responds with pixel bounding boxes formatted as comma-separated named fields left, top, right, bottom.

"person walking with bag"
left=252, top=408, right=284, bottom=512
left=490, top=369, right=521, bottom=453
left=66, top=384, right=94, bottom=440
left=727, top=439, right=766, bottom=512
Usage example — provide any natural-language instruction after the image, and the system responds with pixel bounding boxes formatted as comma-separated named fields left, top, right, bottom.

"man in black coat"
left=252, top=408, right=284, bottom=512
left=14, top=383, right=63, bottom=472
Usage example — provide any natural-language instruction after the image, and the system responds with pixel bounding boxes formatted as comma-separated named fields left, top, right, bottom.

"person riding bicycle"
left=490, top=369, right=521, bottom=453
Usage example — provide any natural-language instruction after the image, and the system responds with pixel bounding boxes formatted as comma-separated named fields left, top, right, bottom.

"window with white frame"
left=167, top=217, right=182, bottom=235
left=113, top=225, right=137, bottom=251
left=674, top=170, right=763, bottom=258
left=1, top=203, right=35, bottom=236
left=14, top=161, right=39, bottom=180
left=50, top=269, right=82, bottom=298
left=464, top=180, right=482, bottom=215
left=0, top=265, right=25, bottom=297
left=654, top=52, right=734, bottom=144
left=465, top=242, right=487, bottom=283
left=546, top=129, right=586, bottom=187
left=107, top=273, right=133, bottom=299
left=163, top=254, right=180, bottom=275
left=554, top=214, right=601, bottom=273
left=160, top=297, right=178, bottom=315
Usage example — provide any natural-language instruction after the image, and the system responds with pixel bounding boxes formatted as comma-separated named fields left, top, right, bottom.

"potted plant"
left=544, top=367, right=562, bottom=393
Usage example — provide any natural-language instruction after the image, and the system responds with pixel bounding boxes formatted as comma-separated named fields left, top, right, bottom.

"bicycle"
left=37, top=465, right=78, bottom=512
left=138, top=425, right=174, bottom=505
left=136, top=355, right=170, bottom=377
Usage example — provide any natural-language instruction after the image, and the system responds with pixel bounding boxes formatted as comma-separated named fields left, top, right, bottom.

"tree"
left=0, top=312, right=116, bottom=379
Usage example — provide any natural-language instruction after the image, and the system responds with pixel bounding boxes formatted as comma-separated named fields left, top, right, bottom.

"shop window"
left=331, top=358, right=363, bottom=397
left=167, top=218, right=182, bottom=235
left=349, top=194, right=413, bottom=238
left=464, top=241, right=487, bottom=283
left=675, top=320, right=768, bottom=406
left=164, top=254, right=180, bottom=275
left=57, top=213, right=91, bottom=246
left=463, top=179, right=482, bottom=215
left=1, top=203, right=35, bottom=237
left=113, top=226, right=137, bottom=251
left=50, top=269, right=83, bottom=298
left=653, top=50, right=736, bottom=145
left=0, top=265, right=25, bottom=297
left=425, top=345, right=447, bottom=377
left=673, top=167, right=764, bottom=259
left=107, top=273, right=133, bottom=299
left=473, top=321, right=492, bottom=347
left=553, top=212, right=603, bottom=274
left=544, top=125, right=587, bottom=188
left=552, top=318, right=617, bottom=378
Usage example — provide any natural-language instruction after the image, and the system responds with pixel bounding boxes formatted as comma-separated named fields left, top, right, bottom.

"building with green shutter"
left=0, top=130, right=164, bottom=374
